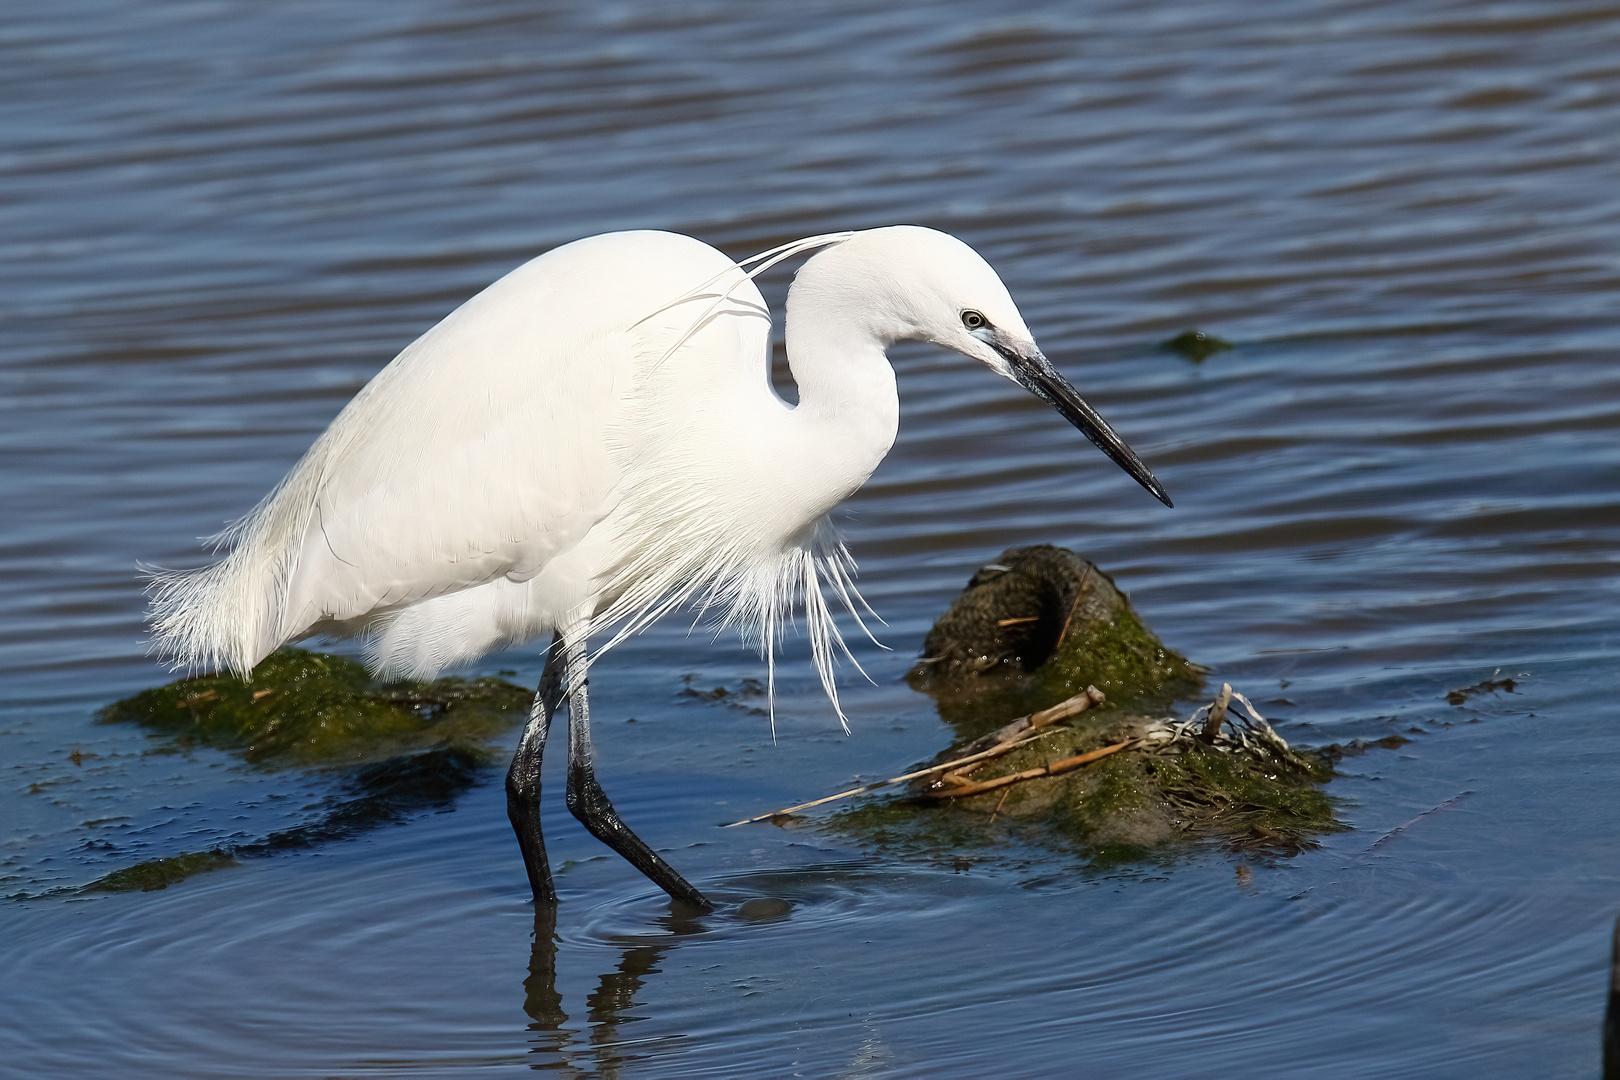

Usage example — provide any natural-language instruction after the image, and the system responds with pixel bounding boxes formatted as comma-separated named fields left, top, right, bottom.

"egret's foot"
left=559, top=629, right=713, bottom=911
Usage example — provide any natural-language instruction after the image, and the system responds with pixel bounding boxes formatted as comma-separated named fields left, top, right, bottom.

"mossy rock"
left=829, top=709, right=1343, bottom=863
left=832, top=548, right=1346, bottom=866
left=83, top=652, right=527, bottom=894
left=85, top=850, right=241, bottom=893
left=99, top=648, right=530, bottom=768
left=907, top=545, right=1203, bottom=731
left=933, top=714, right=1339, bottom=856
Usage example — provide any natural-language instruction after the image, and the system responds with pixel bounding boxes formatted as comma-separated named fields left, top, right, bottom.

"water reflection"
left=523, top=905, right=702, bottom=1075
left=522, top=907, right=568, bottom=1039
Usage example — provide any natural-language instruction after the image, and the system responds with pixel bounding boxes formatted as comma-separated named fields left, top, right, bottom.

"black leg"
left=559, top=634, right=713, bottom=911
left=506, top=633, right=564, bottom=903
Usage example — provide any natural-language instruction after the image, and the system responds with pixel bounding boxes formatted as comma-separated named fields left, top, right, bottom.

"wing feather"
left=150, top=230, right=752, bottom=675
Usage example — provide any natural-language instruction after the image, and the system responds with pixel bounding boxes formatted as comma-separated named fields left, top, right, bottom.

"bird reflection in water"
left=521, top=904, right=706, bottom=1074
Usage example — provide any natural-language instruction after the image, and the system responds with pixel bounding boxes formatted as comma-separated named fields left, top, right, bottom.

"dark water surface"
left=4, top=1, right=1619, bottom=1075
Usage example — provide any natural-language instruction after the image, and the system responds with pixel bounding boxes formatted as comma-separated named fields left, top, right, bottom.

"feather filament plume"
left=588, top=514, right=876, bottom=733
left=145, top=442, right=336, bottom=678
left=634, top=231, right=856, bottom=374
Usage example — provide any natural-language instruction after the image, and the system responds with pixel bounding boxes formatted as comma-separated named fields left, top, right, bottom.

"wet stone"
left=737, top=897, right=792, bottom=921
left=1162, top=328, right=1233, bottom=362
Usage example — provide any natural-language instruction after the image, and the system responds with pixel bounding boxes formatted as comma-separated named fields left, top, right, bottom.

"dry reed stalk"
left=722, top=686, right=1106, bottom=827
left=924, top=739, right=1132, bottom=801
left=1202, top=682, right=1232, bottom=741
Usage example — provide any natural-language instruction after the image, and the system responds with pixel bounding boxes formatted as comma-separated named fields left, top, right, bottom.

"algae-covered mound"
left=832, top=689, right=1343, bottom=862
left=908, top=545, right=1204, bottom=726
left=99, top=647, right=530, bottom=767
left=86, top=649, right=530, bottom=892
left=830, top=547, right=1346, bottom=863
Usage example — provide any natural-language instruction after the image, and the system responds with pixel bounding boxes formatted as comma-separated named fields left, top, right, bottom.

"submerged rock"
left=1162, top=328, right=1233, bottom=362
left=85, top=850, right=239, bottom=893
left=85, top=649, right=530, bottom=891
left=85, top=744, right=489, bottom=893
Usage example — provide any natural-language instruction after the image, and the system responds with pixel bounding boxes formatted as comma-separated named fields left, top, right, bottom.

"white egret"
left=149, top=226, right=1170, bottom=910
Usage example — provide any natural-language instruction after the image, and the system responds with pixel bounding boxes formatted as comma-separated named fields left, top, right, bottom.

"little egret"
left=150, top=226, right=1170, bottom=910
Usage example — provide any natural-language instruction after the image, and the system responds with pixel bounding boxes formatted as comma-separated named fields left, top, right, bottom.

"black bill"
left=995, top=342, right=1173, bottom=508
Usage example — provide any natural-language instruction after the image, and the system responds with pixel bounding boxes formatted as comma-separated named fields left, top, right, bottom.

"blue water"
left=3, top=1, right=1619, bottom=1075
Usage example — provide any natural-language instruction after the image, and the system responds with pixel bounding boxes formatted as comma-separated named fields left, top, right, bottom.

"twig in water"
left=988, top=787, right=1012, bottom=824
left=1203, top=682, right=1232, bottom=741
left=722, top=686, right=1106, bottom=827
left=955, top=686, right=1106, bottom=758
left=721, top=728, right=1062, bottom=827
left=925, top=740, right=1133, bottom=801
left=1357, top=791, right=1474, bottom=860
left=944, top=685, right=1109, bottom=784
left=1053, top=564, right=1095, bottom=650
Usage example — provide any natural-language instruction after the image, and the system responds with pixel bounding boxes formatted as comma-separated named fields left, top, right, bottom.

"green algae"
left=86, top=850, right=240, bottom=893
left=1028, top=603, right=1202, bottom=715
left=1163, top=328, right=1233, bottom=362
left=908, top=546, right=1203, bottom=733
left=827, top=709, right=1346, bottom=865
left=1142, top=743, right=1343, bottom=851
left=82, top=650, right=530, bottom=893
left=98, top=648, right=530, bottom=768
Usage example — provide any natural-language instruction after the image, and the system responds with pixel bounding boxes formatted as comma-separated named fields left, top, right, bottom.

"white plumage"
left=147, top=224, right=1169, bottom=908
left=152, top=232, right=852, bottom=695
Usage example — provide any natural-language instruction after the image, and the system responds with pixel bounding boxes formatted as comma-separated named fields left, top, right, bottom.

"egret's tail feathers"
left=146, top=423, right=348, bottom=677
left=145, top=551, right=281, bottom=678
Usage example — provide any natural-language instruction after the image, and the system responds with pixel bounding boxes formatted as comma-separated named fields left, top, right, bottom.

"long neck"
left=779, top=303, right=900, bottom=520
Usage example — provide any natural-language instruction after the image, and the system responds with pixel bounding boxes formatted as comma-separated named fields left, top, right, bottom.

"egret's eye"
left=961, top=310, right=987, bottom=330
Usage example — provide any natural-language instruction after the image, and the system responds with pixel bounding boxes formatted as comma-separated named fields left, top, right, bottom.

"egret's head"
left=794, top=225, right=1172, bottom=508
